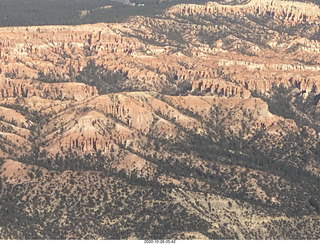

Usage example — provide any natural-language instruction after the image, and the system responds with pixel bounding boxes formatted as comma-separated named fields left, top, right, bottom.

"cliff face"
left=0, top=0, right=318, bottom=160
left=0, top=1, right=320, bottom=97
left=0, top=0, right=319, bottom=157
left=0, top=75, right=98, bottom=100
left=192, top=79, right=251, bottom=98
left=1, top=0, right=320, bottom=240
left=167, top=0, right=320, bottom=25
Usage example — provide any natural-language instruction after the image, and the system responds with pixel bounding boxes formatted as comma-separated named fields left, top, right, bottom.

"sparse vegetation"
left=1, top=0, right=320, bottom=240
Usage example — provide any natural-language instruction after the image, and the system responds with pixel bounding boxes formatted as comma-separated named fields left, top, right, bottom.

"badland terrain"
left=0, top=0, right=320, bottom=239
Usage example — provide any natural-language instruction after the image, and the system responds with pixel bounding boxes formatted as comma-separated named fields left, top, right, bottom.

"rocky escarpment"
left=15, top=91, right=292, bottom=157
left=166, top=0, right=320, bottom=25
left=191, top=79, right=251, bottom=98
left=0, top=75, right=97, bottom=101
left=1, top=0, right=320, bottom=158
left=0, top=24, right=143, bottom=80
left=0, top=0, right=320, bottom=240
left=0, top=1, right=320, bottom=97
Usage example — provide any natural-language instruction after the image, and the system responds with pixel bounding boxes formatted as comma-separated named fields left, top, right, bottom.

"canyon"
left=0, top=0, right=320, bottom=240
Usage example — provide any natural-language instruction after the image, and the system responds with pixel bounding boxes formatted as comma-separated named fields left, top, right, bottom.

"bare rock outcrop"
left=192, top=79, right=251, bottom=98
left=0, top=76, right=97, bottom=101
left=166, top=0, right=320, bottom=25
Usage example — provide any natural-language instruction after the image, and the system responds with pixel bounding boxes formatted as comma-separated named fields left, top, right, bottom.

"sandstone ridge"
left=167, top=0, right=320, bottom=25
